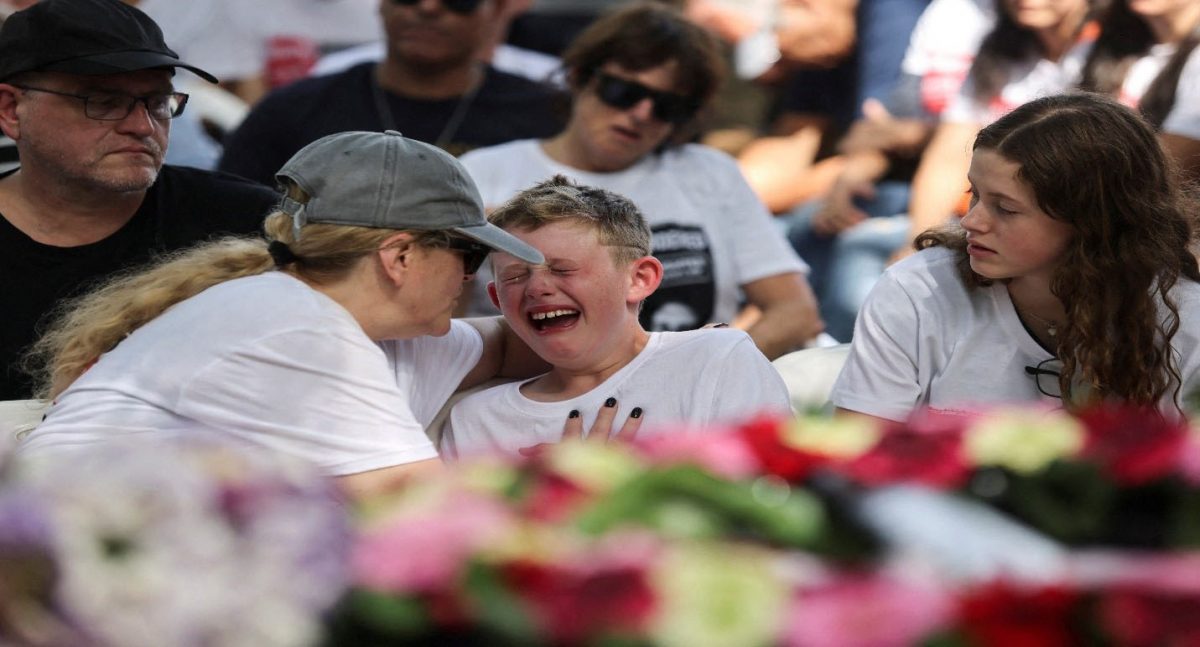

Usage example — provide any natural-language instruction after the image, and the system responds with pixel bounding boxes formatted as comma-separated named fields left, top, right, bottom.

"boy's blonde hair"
left=488, top=175, right=651, bottom=265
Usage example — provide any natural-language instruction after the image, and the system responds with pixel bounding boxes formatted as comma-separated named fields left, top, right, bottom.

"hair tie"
left=267, top=240, right=299, bottom=267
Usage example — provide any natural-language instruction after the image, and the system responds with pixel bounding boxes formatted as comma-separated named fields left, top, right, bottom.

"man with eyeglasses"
left=216, top=0, right=566, bottom=188
left=0, top=0, right=279, bottom=400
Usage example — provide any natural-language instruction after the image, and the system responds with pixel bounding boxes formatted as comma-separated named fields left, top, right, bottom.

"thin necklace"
left=371, top=65, right=483, bottom=150
left=1016, top=305, right=1060, bottom=338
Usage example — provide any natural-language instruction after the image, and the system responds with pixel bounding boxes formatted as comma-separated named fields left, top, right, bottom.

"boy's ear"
left=486, top=281, right=501, bottom=308
left=626, top=256, right=663, bottom=303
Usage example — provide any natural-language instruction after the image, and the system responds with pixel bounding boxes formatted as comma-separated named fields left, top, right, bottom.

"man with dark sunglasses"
left=0, top=0, right=280, bottom=400
left=459, top=3, right=825, bottom=360
left=217, top=0, right=565, bottom=188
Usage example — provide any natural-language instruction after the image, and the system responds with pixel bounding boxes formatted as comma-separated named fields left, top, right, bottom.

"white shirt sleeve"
left=707, top=149, right=810, bottom=281
left=381, top=320, right=484, bottom=427
left=710, top=335, right=795, bottom=420
left=829, top=270, right=925, bottom=421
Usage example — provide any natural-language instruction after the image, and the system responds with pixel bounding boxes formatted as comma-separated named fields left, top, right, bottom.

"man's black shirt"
left=0, top=165, right=280, bottom=399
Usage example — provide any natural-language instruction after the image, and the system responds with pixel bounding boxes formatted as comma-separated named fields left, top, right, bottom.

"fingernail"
left=631, top=407, right=643, bottom=419
left=569, top=409, right=580, bottom=419
left=713, top=323, right=729, bottom=328
left=604, top=397, right=616, bottom=408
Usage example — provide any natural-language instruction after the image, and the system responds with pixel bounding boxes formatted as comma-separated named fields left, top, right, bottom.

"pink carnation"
left=351, top=491, right=512, bottom=593
left=633, top=427, right=761, bottom=479
left=782, top=572, right=954, bottom=647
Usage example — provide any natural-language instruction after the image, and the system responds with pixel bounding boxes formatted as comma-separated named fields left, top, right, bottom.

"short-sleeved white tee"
left=21, top=272, right=483, bottom=475
left=459, top=140, right=807, bottom=330
left=831, top=247, right=1200, bottom=420
left=440, top=329, right=792, bottom=458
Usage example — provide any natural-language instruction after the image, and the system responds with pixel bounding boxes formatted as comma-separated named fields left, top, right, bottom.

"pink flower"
left=633, top=428, right=761, bottom=479
left=1176, top=428, right=1200, bottom=486
left=782, top=572, right=954, bottom=647
left=351, top=491, right=512, bottom=593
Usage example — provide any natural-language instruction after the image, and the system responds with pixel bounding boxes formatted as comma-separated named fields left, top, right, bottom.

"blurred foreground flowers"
left=0, top=439, right=350, bottom=647
left=3, top=404, right=1200, bottom=646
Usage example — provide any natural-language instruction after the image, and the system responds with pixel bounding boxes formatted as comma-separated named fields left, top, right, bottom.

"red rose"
left=958, top=581, right=1082, bottom=647
left=1100, top=588, right=1200, bottom=647
left=1078, top=404, right=1188, bottom=485
left=520, top=471, right=590, bottom=523
left=501, top=559, right=656, bottom=644
left=843, top=426, right=969, bottom=489
left=737, top=415, right=833, bottom=482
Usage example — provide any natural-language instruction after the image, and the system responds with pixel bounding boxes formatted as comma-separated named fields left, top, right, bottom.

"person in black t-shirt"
left=218, top=0, right=566, bottom=187
left=0, top=0, right=279, bottom=399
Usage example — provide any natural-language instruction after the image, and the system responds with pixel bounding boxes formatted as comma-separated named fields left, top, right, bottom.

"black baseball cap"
left=0, top=0, right=217, bottom=83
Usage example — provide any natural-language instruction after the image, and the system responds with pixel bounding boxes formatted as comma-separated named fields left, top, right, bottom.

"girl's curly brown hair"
left=917, top=92, right=1200, bottom=408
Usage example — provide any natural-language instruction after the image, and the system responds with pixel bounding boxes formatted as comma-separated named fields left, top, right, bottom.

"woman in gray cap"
left=18, top=131, right=548, bottom=497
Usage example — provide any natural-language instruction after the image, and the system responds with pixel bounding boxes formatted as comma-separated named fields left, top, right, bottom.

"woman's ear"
left=377, top=232, right=417, bottom=286
left=626, top=256, right=664, bottom=303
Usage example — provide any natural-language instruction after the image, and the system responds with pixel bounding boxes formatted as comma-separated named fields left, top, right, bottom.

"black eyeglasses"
left=16, top=86, right=189, bottom=121
left=388, top=0, right=484, bottom=15
left=1025, top=358, right=1064, bottom=400
left=592, top=72, right=700, bottom=125
left=448, top=237, right=490, bottom=275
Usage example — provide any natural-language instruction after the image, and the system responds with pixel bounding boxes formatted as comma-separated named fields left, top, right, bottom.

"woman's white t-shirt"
left=831, top=247, right=1200, bottom=421
left=21, top=272, right=482, bottom=475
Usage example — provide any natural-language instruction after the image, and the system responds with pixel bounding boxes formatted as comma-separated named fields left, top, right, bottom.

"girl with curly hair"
left=831, top=93, right=1200, bottom=420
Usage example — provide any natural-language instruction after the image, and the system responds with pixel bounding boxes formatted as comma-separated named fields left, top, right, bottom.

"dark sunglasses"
left=448, top=237, right=490, bottom=275
left=389, top=0, right=484, bottom=14
left=592, top=72, right=700, bottom=125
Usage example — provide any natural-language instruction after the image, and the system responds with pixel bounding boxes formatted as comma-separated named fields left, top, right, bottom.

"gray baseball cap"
left=275, top=130, right=543, bottom=264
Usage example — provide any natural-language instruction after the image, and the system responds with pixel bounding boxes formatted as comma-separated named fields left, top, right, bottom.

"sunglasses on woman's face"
left=592, top=72, right=700, bottom=125
left=389, top=0, right=484, bottom=15
left=448, top=237, right=490, bottom=275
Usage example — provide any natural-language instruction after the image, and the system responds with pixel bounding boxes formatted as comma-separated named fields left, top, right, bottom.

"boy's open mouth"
left=529, top=308, right=581, bottom=331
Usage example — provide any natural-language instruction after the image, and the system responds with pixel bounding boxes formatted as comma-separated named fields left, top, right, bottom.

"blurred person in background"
left=460, top=2, right=822, bottom=360
left=783, top=0, right=995, bottom=341
left=217, top=0, right=566, bottom=186
left=1079, top=0, right=1200, bottom=178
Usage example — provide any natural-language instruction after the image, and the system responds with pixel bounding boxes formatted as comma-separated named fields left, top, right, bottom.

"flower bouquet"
left=326, top=405, right=1200, bottom=646
left=325, top=434, right=897, bottom=647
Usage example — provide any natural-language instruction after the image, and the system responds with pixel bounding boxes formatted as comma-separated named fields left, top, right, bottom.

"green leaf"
left=573, top=465, right=827, bottom=548
left=341, top=589, right=428, bottom=636
left=461, top=562, right=542, bottom=645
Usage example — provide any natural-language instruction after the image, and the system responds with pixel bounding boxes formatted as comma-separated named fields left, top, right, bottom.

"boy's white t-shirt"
left=831, top=247, right=1200, bottom=421
left=441, top=329, right=792, bottom=458
left=459, top=141, right=807, bottom=331
left=21, top=272, right=482, bottom=475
